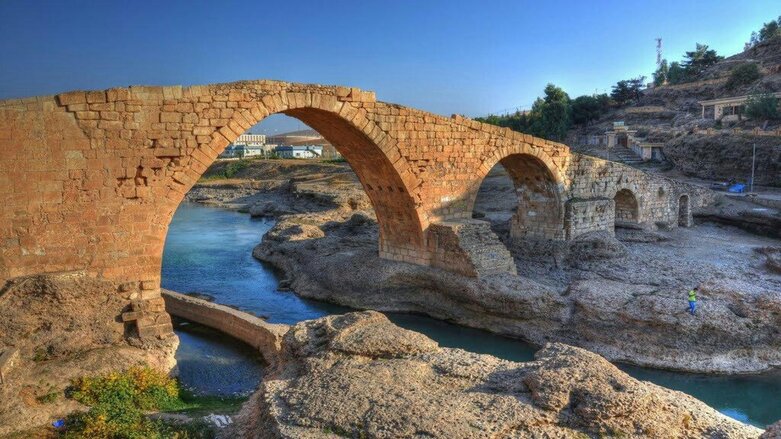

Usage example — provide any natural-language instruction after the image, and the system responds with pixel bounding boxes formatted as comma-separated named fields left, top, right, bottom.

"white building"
left=274, top=145, right=323, bottom=159
left=218, top=133, right=276, bottom=158
left=231, top=133, right=265, bottom=145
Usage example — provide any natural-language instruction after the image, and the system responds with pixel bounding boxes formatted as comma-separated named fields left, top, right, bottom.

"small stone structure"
left=700, top=92, right=781, bottom=121
left=0, top=80, right=711, bottom=339
left=161, top=290, right=287, bottom=362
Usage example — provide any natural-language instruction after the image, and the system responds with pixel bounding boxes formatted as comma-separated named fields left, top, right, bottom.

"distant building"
left=275, top=145, right=323, bottom=159
left=218, top=133, right=275, bottom=158
left=268, top=129, right=341, bottom=159
left=699, top=92, right=781, bottom=121
left=605, top=122, right=664, bottom=161
left=234, top=133, right=267, bottom=145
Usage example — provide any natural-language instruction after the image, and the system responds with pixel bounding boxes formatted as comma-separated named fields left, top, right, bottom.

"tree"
left=725, top=63, right=762, bottom=90
left=527, top=83, right=572, bottom=141
left=746, top=16, right=781, bottom=48
left=758, top=17, right=780, bottom=42
left=667, top=61, right=686, bottom=84
left=611, top=80, right=634, bottom=106
left=571, top=94, right=611, bottom=125
left=681, top=43, right=723, bottom=78
left=745, top=92, right=780, bottom=121
left=628, top=76, right=646, bottom=100
left=653, top=59, right=669, bottom=86
left=571, top=95, right=600, bottom=125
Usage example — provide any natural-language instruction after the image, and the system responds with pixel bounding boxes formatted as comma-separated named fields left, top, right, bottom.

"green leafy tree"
left=653, top=59, right=669, bottom=86
left=748, top=16, right=781, bottom=48
left=681, top=43, right=723, bottom=78
left=628, top=76, right=646, bottom=100
left=725, top=63, right=762, bottom=90
left=571, top=94, right=610, bottom=125
left=758, top=17, right=781, bottom=42
left=611, top=80, right=633, bottom=106
left=667, top=61, right=686, bottom=84
left=527, top=84, right=572, bottom=141
left=745, top=92, right=780, bottom=120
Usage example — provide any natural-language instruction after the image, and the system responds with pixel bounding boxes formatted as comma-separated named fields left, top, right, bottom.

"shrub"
left=62, top=366, right=196, bottom=439
left=745, top=93, right=780, bottom=120
left=223, top=160, right=248, bottom=179
left=725, top=63, right=761, bottom=90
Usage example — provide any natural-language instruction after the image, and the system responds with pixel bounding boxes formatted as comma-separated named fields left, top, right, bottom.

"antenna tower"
left=656, top=38, right=667, bottom=84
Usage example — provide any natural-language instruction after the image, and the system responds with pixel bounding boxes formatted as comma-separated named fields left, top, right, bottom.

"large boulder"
left=230, top=311, right=762, bottom=438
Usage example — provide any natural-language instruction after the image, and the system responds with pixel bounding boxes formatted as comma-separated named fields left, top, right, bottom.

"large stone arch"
left=167, top=89, right=426, bottom=264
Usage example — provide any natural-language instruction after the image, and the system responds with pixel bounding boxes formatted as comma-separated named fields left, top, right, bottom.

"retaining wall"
left=161, top=290, right=289, bottom=363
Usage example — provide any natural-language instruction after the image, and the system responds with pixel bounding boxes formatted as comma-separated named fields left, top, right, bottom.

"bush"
left=223, top=160, right=248, bottom=179
left=725, top=63, right=761, bottom=90
left=62, top=366, right=200, bottom=439
left=745, top=93, right=780, bottom=120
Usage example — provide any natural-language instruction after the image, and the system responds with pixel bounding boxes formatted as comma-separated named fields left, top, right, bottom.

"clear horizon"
left=0, top=1, right=777, bottom=132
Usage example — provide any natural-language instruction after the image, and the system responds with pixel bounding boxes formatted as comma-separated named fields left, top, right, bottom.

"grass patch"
left=199, top=159, right=249, bottom=181
left=59, top=366, right=225, bottom=438
left=175, top=389, right=247, bottom=415
left=322, top=157, right=346, bottom=163
left=36, top=389, right=60, bottom=404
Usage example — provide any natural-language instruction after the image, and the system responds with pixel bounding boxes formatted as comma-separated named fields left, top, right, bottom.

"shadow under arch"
left=500, top=153, right=565, bottom=240
left=171, top=91, right=426, bottom=264
left=468, top=145, right=566, bottom=241
left=613, top=188, right=640, bottom=226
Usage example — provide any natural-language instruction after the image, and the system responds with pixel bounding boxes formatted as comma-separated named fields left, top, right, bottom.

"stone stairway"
left=607, top=146, right=644, bottom=165
left=582, top=146, right=644, bottom=165
left=429, top=219, right=517, bottom=278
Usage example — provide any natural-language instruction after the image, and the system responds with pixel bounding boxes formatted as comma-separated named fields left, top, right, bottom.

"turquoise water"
left=162, top=202, right=780, bottom=427
left=173, top=319, right=264, bottom=397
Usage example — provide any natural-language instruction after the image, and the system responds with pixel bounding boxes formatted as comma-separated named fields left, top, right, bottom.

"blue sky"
left=0, top=1, right=777, bottom=132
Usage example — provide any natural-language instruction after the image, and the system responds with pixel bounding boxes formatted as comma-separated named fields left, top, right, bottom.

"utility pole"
left=750, top=143, right=756, bottom=193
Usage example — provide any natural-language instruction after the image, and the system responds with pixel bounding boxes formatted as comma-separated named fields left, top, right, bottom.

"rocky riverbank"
left=190, top=159, right=781, bottom=374
left=0, top=272, right=178, bottom=435
left=226, top=311, right=763, bottom=438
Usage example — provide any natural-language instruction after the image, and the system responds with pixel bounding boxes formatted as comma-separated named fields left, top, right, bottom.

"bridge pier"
left=427, top=220, right=517, bottom=278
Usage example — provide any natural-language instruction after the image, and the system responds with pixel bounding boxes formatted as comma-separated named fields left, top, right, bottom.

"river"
left=162, top=202, right=780, bottom=427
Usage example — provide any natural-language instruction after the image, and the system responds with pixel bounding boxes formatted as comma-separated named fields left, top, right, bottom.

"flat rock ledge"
left=229, top=311, right=763, bottom=438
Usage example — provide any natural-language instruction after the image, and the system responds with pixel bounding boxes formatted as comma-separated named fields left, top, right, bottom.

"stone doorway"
left=678, top=195, right=691, bottom=227
left=614, top=189, right=639, bottom=228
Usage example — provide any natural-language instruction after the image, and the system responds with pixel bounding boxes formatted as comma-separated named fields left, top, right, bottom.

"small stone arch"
left=613, top=188, right=640, bottom=227
left=471, top=145, right=566, bottom=241
left=678, top=194, right=691, bottom=227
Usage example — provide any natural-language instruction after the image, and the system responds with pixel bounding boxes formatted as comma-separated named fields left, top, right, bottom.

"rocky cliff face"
left=229, top=311, right=763, bottom=438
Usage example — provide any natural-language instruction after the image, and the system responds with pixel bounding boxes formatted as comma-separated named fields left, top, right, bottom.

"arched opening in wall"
left=472, top=154, right=563, bottom=243
left=678, top=195, right=690, bottom=227
left=614, top=189, right=639, bottom=228
left=472, top=163, right=518, bottom=239
left=160, top=108, right=422, bottom=395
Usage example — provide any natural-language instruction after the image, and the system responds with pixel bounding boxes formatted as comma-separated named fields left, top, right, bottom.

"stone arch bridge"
left=0, top=80, right=710, bottom=338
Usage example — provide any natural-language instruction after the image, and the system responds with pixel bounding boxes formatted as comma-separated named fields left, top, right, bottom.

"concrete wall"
left=161, top=290, right=288, bottom=363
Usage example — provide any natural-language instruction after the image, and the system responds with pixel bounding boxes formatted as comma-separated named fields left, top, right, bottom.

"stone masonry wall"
left=564, top=199, right=615, bottom=239
left=0, top=79, right=710, bottom=339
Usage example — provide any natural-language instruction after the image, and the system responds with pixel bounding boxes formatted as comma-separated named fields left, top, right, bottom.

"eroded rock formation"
left=229, top=311, right=762, bottom=438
